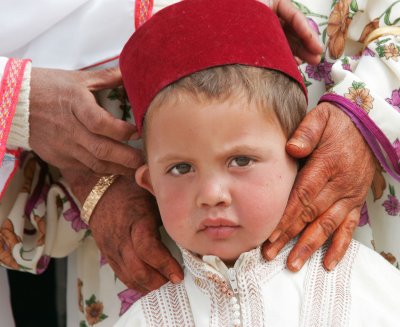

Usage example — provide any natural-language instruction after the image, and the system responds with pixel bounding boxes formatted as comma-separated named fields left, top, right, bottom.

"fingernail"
left=268, top=230, right=281, bottom=243
left=287, top=140, right=304, bottom=150
left=327, top=260, right=338, bottom=271
left=290, top=258, right=303, bottom=271
left=169, top=273, right=182, bottom=284
left=129, top=131, right=140, bottom=141
left=265, top=248, right=277, bottom=260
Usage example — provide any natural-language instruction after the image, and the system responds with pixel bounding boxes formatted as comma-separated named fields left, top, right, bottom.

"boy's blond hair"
left=144, top=65, right=307, bottom=139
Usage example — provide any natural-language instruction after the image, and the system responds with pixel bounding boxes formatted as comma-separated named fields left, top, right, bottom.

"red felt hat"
left=120, top=0, right=307, bottom=133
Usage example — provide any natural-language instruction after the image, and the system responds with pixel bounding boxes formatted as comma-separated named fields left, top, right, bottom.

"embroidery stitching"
left=135, top=0, right=154, bottom=29
left=0, top=58, right=29, bottom=162
left=141, top=281, right=195, bottom=326
left=299, top=240, right=359, bottom=327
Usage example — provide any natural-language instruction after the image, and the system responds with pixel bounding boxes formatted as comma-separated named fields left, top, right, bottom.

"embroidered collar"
left=180, top=239, right=296, bottom=288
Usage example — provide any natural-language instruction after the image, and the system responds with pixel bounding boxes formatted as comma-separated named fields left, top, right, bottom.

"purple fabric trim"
left=334, top=102, right=399, bottom=181
left=320, top=94, right=400, bottom=181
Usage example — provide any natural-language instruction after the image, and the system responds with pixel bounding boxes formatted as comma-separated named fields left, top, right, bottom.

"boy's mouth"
left=199, top=218, right=240, bottom=239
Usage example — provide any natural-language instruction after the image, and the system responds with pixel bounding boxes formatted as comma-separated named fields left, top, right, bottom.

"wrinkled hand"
left=30, top=67, right=141, bottom=175
left=270, top=0, right=322, bottom=65
left=62, top=170, right=183, bottom=293
left=262, top=102, right=376, bottom=271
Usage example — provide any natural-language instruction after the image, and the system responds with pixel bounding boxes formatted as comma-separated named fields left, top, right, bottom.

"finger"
left=122, top=259, right=169, bottom=292
left=81, top=67, right=123, bottom=91
left=264, top=181, right=345, bottom=262
left=323, top=207, right=360, bottom=271
left=139, top=241, right=184, bottom=284
left=106, top=255, right=152, bottom=294
left=77, top=126, right=144, bottom=171
left=134, top=220, right=184, bottom=283
left=277, top=0, right=322, bottom=56
left=72, top=93, right=137, bottom=142
left=285, top=201, right=351, bottom=272
left=70, top=143, right=137, bottom=176
left=294, top=56, right=303, bottom=65
left=292, top=43, right=322, bottom=66
left=286, top=105, right=329, bottom=158
left=266, top=154, right=332, bottom=245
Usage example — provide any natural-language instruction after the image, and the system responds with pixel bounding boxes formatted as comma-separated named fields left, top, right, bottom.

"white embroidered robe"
left=116, top=241, right=400, bottom=327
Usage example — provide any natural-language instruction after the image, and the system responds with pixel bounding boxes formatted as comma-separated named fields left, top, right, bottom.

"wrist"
left=81, top=175, right=119, bottom=225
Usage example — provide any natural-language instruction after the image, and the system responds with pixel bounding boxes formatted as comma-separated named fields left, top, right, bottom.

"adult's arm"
left=263, top=0, right=400, bottom=271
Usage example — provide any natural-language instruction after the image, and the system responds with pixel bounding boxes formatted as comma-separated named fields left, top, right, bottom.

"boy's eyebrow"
left=217, top=144, right=269, bottom=158
left=155, top=144, right=269, bottom=164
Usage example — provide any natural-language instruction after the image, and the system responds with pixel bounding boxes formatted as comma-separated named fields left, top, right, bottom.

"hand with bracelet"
left=62, top=170, right=184, bottom=293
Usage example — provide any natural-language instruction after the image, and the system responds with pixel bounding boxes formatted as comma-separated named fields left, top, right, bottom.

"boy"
left=117, top=0, right=400, bottom=326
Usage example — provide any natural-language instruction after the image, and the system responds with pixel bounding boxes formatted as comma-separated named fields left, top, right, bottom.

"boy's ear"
left=135, top=164, right=155, bottom=195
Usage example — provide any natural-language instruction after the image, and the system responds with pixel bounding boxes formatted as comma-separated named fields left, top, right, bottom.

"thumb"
left=83, top=67, right=123, bottom=91
left=286, top=103, right=329, bottom=158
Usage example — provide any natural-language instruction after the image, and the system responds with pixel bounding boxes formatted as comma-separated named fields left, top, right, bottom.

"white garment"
left=116, top=240, right=400, bottom=327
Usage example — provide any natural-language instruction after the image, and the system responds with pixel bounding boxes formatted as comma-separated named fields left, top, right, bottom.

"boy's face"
left=136, top=95, right=297, bottom=265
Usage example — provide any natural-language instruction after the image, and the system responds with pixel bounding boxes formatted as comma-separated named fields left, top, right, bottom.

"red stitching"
left=0, top=58, right=29, bottom=162
left=135, top=0, right=154, bottom=29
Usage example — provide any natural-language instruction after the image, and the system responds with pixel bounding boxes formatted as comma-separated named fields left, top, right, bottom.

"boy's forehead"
left=120, top=0, right=307, bottom=134
left=146, top=91, right=282, bottom=133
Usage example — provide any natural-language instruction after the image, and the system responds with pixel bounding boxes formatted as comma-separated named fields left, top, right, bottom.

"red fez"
left=120, top=0, right=307, bottom=133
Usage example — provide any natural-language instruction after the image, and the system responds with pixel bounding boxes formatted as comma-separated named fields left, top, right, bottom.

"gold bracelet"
left=81, top=175, right=119, bottom=225
left=364, top=26, right=400, bottom=49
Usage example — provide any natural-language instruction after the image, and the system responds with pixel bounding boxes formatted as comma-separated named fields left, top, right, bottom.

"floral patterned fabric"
left=0, top=1, right=400, bottom=326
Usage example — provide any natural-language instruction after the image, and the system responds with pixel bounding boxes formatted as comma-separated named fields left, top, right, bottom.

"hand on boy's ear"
left=270, top=0, right=322, bottom=65
left=62, top=170, right=184, bottom=293
left=29, top=67, right=141, bottom=176
left=262, top=103, right=375, bottom=272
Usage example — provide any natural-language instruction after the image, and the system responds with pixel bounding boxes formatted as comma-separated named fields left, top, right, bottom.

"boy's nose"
left=195, top=176, right=232, bottom=208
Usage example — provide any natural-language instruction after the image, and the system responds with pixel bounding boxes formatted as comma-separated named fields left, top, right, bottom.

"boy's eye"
left=169, top=163, right=193, bottom=175
left=230, top=156, right=252, bottom=167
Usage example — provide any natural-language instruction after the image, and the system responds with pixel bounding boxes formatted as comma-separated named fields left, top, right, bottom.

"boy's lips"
left=199, top=218, right=239, bottom=239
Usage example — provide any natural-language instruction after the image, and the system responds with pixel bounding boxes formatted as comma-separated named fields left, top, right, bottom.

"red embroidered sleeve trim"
left=0, top=58, right=30, bottom=162
left=135, top=0, right=154, bottom=29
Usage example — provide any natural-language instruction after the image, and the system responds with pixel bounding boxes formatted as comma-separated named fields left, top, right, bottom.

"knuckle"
left=89, top=159, right=107, bottom=174
left=299, top=241, right=315, bottom=257
left=295, top=186, right=313, bottom=208
left=296, top=122, right=318, bottom=144
left=87, top=111, right=106, bottom=133
left=123, top=151, right=143, bottom=168
left=318, top=216, right=338, bottom=238
left=343, top=216, right=358, bottom=234
left=299, top=204, right=319, bottom=223
left=91, top=141, right=112, bottom=160
left=279, top=229, right=292, bottom=244
left=133, top=268, right=150, bottom=284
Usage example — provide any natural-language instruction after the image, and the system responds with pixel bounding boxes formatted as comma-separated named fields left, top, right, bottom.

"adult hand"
left=29, top=67, right=141, bottom=176
left=270, top=0, right=323, bottom=65
left=63, top=170, right=184, bottom=293
left=262, top=102, right=376, bottom=271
